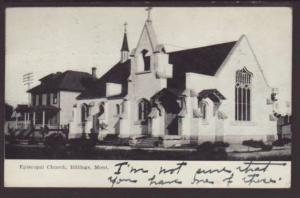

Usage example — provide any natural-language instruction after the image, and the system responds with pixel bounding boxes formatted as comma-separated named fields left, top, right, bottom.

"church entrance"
left=151, top=88, right=181, bottom=136
left=165, top=112, right=179, bottom=135
left=161, top=94, right=181, bottom=135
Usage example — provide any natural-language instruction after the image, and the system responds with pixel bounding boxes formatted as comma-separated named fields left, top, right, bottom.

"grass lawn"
left=5, top=143, right=291, bottom=160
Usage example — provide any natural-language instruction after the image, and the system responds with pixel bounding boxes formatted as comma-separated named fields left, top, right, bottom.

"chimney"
left=92, top=67, right=97, bottom=78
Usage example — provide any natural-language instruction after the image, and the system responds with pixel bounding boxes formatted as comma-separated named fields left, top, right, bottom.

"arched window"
left=137, top=49, right=151, bottom=72
left=97, top=102, right=105, bottom=120
left=138, top=99, right=151, bottom=121
left=99, top=102, right=105, bottom=115
left=116, top=104, right=121, bottom=115
left=198, top=100, right=208, bottom=120
left=81, top=103, right=89, bottom=122
left=235, top=67, right=253, bottom=121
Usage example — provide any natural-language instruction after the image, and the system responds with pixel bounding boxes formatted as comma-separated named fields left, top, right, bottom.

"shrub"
left=243, top=139, right=273, bottom=151
left=272, top=138, right=291, bottom=147
left=242, top=140, right=264, bottom=148
left=102, top=134, right=120, bottom=145
left=197, top=141, right=214, bottom=152
left=28, top=137, right=38, bottom=145
left=214, top=141, right=229, bottom=148
left=196, top=141, right=229, bottom=160
left=261, top=144, right=273, bottom=151
left=44, top=132, right=66, bottom=148
left=282, top=138, right=291, bottom=144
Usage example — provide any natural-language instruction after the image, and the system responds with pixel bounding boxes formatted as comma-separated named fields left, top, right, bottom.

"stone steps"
left=134, top=137, right=162, bottom=148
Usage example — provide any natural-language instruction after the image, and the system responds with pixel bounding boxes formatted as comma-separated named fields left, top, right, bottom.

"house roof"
left=28, top=70, right=94, bottom=94
left=77, top=60, right=131, bottom=100
left=168, top=41, right=237, bottom=76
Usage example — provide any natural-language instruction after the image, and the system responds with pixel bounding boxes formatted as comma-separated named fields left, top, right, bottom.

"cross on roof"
left=146, top=7, right=152, bottom=21
left=124, top=22, right=127, bottom=33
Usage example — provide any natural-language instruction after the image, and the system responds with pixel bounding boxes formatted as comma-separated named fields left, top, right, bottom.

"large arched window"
left=235, top=67, right=253, bottom=121
left=138, top=99, right=151, bottom=121
left=81, top=103, right=89, bottom=122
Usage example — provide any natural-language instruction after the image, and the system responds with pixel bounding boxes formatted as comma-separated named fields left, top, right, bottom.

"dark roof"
left=15, top=104, right=31, bottom=112
left=77, top=60, right=131, bottom=99
left=28, top=70, right=94, bottom=94
left=151, top=88, right=183, bottom=100
left=121, top=33, right=129, bottom=52
left=167, top=41, right=237, bottom=90
left=168, top=41, right=237, bottom=76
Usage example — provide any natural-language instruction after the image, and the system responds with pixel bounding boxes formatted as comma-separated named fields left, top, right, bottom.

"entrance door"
left=165, top=113, right=179, bottom=135
left=161, top=96, right=180, bottom=135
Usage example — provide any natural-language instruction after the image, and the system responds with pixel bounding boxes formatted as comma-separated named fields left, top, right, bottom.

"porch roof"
left=198, top=89, right=226, bottom=101
left=15, top=104, right=32, bottom=112
left=32, top=105, right=61, bottom=112
left=15, top=105, right=60, bottom=112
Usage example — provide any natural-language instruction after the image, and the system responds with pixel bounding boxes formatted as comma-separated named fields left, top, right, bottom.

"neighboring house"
left=69, top=13, right=278, bottom=145
left=14, top=70, right=95, bottom=129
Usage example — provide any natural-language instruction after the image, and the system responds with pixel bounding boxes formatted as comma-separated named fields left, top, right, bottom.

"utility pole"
left=23, top=72, right=33, bottom=105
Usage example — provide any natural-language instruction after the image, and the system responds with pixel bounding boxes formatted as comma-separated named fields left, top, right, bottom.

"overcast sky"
left=5, top=7, right=292, bottom=114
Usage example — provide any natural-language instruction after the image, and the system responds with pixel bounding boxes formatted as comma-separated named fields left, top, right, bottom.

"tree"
left=5, top=103, right=13, bottom=121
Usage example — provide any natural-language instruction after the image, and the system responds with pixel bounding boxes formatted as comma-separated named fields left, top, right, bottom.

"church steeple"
left=120, top=22, right=129, bottom=63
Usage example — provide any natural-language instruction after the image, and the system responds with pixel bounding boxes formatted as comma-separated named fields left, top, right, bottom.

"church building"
left=69, top=10, right=278, bottom=145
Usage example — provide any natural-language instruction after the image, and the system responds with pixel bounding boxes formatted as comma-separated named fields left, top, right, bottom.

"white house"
left=69, top=12, right=278, bottom=145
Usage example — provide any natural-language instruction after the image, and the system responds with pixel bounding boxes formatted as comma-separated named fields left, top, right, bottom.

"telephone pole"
left=23, top=72, right=33, bottom=105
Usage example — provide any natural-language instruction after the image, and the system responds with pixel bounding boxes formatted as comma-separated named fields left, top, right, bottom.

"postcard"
left=4, top=6, right=292, bottom=188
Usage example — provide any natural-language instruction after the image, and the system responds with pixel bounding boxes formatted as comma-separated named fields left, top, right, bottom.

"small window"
left=46, top=93, right=51, bottom=105
left=53, top=92, right=57, bottom=104
left=81, top=103, right=89, bottom=122
left=32, top=95, right=36, bottom=106
left=39, top=94, right=42, bottom=105
left=116, top=104, right=121, bottom=115
left=198, top=101, right=208, bottom=120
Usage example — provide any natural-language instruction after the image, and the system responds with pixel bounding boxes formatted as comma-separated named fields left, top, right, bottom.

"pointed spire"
left=121, top=22, right=129, bottom=52
left=120, top=22, right=129, bottom=63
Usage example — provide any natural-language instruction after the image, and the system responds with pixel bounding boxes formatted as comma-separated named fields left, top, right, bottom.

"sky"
left=5, top=7, right=292, bottom=114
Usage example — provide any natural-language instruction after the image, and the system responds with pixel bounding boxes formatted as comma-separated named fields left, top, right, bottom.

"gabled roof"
left=28, top=70, right=94, bottom=94
left=77, top=60, right=131, bottom=99
left=168, top=41, right=237, bottom=76
left=198, top=89, right=226, bottom=102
